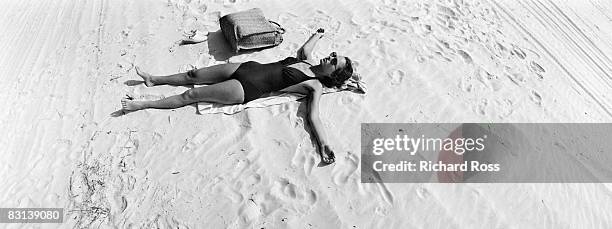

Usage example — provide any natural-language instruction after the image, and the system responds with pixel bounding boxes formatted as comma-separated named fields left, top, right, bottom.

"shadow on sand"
left=207, top=29, right=279, bottom=61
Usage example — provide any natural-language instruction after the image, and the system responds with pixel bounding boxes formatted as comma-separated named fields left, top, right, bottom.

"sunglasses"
left=329, top=52, right=339, bottom=66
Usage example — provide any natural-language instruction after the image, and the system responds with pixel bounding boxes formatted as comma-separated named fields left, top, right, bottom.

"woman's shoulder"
left=278, top=56, right=298, bottom=65
left=280, top=56, right=316, bottom=66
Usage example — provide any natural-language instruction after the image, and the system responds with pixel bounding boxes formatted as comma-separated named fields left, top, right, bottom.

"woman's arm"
left=303, top=80, right=335, bottom=164
left=297, top=28, right=325, bottom=61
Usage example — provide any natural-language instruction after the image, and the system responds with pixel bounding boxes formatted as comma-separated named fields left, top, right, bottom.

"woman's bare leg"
left=136, top=63, right=242, bottom=87
left=121, top=79, right=245, bottom=111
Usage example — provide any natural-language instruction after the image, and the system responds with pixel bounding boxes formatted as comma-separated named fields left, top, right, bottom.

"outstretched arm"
left=304, top=80, right=336, bottom=164
left=297, top=28, right=325, bottom=61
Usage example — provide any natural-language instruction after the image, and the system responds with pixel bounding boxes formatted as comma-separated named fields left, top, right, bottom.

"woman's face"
left=320, top=52, right=347, bottom=76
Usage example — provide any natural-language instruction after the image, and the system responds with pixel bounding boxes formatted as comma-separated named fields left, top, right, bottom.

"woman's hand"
left=314, top=28, right=325, bottom=39
left=319, top=144, right=336, bottom=165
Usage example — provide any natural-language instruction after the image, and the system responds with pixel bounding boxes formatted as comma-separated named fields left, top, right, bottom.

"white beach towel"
left=196, top=73, right=366, bottom=114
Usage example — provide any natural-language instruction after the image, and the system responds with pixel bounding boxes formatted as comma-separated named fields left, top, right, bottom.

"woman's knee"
left=181, top=89, right=200, bottom=102
left=180, top=80, right=244, bottom=104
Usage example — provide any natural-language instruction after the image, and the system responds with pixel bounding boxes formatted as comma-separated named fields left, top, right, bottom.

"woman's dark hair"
left=319, top=57, right=353, bottom=88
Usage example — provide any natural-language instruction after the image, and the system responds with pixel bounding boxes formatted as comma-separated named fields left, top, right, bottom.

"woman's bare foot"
left=121, top=98, right=145, bottom=111
left=135, top=66, right=155, bottom=87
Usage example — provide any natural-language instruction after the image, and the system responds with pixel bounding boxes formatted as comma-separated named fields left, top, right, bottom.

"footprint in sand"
left=476, top=69, right=502, bottom=91
left=271, top=179, right=317, bottom=206
left=416, top=54, right=428, bottom=63
left=332, top=152, right=359, bottom=185
left=181, top=131, right=213, bottom=153
left=436, top=4, right=458, bottom=18
left=314, top=10, right=331, bottom=23
left=434, top=51, right=452, bottom=62
left=504, top=65, right=529, bottom=84
left=271, top=178, right=296, bottom=199
left=456, top=50, right=473, bottom=64
left=476, top=99, right=488, bottom=115
left=238, top=200, right=261, bottom=224
left=283, top=181, right=297, bottom=198
left=495, top=42, right=508, bottom=54
left=112, top=195, right=128, bottom=213
left=437, top=40, right=454, bottom=52
left=303, top=190, right=317, bottom=206
left=245, top=173, right=261, bottom=187
left=360, top=24, right=383, bottom=36
left=227, top=188, right=244, bottom=203
left=376, top=181, right=395, bottom=204
left=415, top=186, right=430, bottom=200
left=505, top=72, right=524, bottom=86
left=494, top=99, right=515, bottom=118
left=304, top=152, right=316, bottom=176
left=329, top=20, right=342, bottom=34
left=69, top=171, right=87, bottom=201
left=231, top=159, right=251, bottom=179
left=153, top=132, right=163, bottom=142
left=530, top=61, right=545, bottom=72
left=489, top=77, right=502, bottom=91
left=553, top=141, right=568, bottom=151
left=181, top=140, right=197, bottom=154
left=213, top=183, right=244, bottom=203
left=459, top=77, right=474, bottom=92
left=415, top=24, right=432, bottom=36
left=290, top=142, right=316, bottom=176
left=388, top=70, right=406, bottom=85
left=529, top=61, right=545, bottom=80
left=123, top=175, right=136, bottom=191
left=534, top=72, right=544, bottom=80
left=168, top=44, right=177, bottom=53
left=374, top=206, right=389, bottom=216
left=530, top=90, right=542, bottom=106
left=511, top=46, right=527, bottom=59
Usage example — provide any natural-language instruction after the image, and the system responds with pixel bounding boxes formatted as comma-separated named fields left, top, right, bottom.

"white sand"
left=1, top=0, right=612, bottom=228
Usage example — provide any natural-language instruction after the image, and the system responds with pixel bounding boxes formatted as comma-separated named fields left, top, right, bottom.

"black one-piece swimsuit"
left=230, top=57, right=314, bottom=103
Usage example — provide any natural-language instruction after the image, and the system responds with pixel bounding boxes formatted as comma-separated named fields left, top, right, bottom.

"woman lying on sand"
left=121, top=28, right=354, bottom=165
